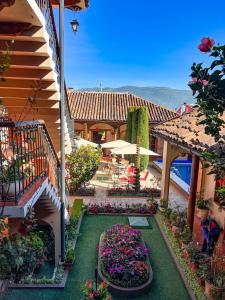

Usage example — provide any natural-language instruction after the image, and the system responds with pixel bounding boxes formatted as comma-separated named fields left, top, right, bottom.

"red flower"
left=86, top=279, right=92, bottom=289
left=101, top=281, right=107, bottom=289
left=198, top=37, right=215, bottom=52
left=87, top=292, right=93, bottom=299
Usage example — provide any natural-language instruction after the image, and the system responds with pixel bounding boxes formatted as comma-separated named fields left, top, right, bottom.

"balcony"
left=0, top=117, right=62, bottom=216
left=0, top=0, right=74, bottom=154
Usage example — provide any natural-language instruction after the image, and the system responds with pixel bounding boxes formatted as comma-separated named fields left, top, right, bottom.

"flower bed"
left=85, top=202, right=158, bottom=215
left=98, top=224, right=153, bottom=298
left=74, top=187, right=95, bottom=196
left=107, top=187, right=161, bottom=198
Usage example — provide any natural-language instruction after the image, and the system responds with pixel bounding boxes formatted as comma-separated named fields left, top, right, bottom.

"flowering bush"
left=100, top=224, right=150, bottom=287
left=107, top=187, right=161, bottom=198
left=82, top=279, right=111, bottom=300
left=86, top=202, right=158, bottom=215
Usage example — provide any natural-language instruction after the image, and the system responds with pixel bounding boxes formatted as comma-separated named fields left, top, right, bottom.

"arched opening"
left=89, top=123, right=115, bottom=144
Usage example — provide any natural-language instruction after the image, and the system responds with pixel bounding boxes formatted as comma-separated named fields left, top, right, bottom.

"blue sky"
left=55, top=0, right=225, bottom=90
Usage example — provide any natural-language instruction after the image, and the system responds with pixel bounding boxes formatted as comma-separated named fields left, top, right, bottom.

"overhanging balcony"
left=0, top=117, right=62, bottom=217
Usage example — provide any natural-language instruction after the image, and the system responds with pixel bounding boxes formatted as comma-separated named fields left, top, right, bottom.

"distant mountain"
left=77, top=86, right=194, bottom=110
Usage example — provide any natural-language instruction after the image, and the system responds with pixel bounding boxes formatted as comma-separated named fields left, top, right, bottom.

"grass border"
left=155, top=214, right=206, bottom=300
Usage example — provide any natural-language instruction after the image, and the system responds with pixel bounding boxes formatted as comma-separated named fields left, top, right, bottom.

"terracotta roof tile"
left=68, top=90, right=177, bottom=123
left=153, top=108, right=225, bottom=152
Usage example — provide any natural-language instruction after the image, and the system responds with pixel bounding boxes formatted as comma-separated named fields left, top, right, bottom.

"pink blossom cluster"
left=100, top=224, right=149, bottom=287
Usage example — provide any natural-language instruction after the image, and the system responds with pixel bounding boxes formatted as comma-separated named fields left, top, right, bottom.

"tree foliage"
left=189, top=37, right=225, bottom=207
left=66, top=145, right=102, bottom=191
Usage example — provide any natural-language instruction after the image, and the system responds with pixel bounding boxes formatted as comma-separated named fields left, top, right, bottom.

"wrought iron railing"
left=0, top=118, right=60, bottom=203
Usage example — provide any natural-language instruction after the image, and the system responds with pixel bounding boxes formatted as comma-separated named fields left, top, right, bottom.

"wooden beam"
left=3, top=98, right=59, bottom=108
left=7, top=107, right=60, bottom=116
left=8, top=115, right=60, bottom=128
left=0, top=35, right=45, bottom=43
left=0, top=78, right=55, bottom=89
left=0, top=88, right=58, bottom=99
left=3, top=67, right=51, bottom=79
left=0, top=40, right=46, bottom=52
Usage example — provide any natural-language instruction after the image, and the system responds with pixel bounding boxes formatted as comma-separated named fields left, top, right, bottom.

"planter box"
left=3, top=180, right=23, bottom=195
left=98, top=234, right=153, bottom=298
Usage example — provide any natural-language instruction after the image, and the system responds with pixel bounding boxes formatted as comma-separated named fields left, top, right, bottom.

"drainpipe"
left=59, top=0, right=65, bottom=262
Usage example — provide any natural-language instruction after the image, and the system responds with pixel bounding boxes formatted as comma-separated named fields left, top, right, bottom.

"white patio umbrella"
left=111, top=144, right=159, bottom=156
left=75, top=138, right=98, bottom=148
left=101, top=139, right=130, bottom=149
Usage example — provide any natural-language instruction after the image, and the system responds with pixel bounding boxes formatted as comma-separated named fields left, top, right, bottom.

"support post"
left=59, top=0, right=65, bottom=262
left=160, top=141, right=180, bottom=207
left=187, top=155, right=200, bottom=231
left=83, top=122, right=88, bottom=140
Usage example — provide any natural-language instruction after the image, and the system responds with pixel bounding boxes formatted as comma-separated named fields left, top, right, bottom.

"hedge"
left=71, top=199, right=83, bottom=220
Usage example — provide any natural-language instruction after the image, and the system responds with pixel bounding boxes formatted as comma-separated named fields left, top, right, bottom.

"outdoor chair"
left=140, top=171, right=149, bottom=181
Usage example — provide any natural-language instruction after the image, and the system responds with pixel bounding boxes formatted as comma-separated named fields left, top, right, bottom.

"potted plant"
left=180, top=225, right=192, bottom=247
left=205, top=271, right=225, bottom=300
left=1, top=158, right=30, bottom=196
left=196, top=264, right=207, bottom=287
left=170, top=210, right=181, bottom=237
left=196, top=198, right=209, bottom=219
left=159, top=199, right=167, bottom=212
left=64, top=246, right=75, bottom=271
left=205, top=256, right=225, bottom=300
left=185, top=245, right=205, bottom=272
left=216, top=187, right=225, bottom=210
left=82, top=279, right=111, bottom=300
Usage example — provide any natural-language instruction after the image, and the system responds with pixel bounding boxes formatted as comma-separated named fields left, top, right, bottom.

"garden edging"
left=155, top=215, right=197, bottom=300
left=97, top=233, right=153, bottom=298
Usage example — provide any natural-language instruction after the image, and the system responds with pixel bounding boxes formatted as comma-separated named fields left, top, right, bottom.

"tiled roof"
left=67, top=91, right=177, bottom=123
left=153, top=107, right=225, bottom=153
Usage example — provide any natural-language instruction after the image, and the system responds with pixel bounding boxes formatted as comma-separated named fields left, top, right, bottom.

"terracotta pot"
left=197, top=277, right=205, bottom=288
left=159, top=207, right=165, bottom=213
left=172, top=225, right=179, bottom=238
left=182, top=248, right=189, bottom=259
left=189, top=262, right=198, bottom=272
left=3, top=217, right=8, bottom=225
left=64, top=260, right=75, bottom=271
left=197, top=208, right=209, bottom=219
left=205, top=280, right=225, bottom=300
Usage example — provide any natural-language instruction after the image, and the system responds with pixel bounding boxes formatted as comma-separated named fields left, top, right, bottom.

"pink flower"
left=198, top=37, right=215, bottom=52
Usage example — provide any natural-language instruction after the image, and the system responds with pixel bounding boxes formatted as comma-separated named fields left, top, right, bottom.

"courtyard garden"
left=3, top=215, right=191, bottom=300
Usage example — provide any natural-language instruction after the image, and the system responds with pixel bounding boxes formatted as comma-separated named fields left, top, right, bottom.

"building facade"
left=68, top=90, right=177, bottom=145
left=0, top=0, right=88, bottom=264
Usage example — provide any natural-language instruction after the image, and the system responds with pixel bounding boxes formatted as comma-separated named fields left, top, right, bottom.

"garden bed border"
left=97, top=233, right=153, bottom=298
left=154, top=215, right=197, bottom=300
left=9, top=214, right=84, bottom=290
left=87, top=212, right=154, bottom=216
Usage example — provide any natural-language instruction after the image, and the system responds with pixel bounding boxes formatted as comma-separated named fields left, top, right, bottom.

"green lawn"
left=4, top=216, right=190, bottom=300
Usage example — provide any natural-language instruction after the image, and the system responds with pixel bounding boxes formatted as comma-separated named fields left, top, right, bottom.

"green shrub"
left=66, top=145, right=102, bottom=191
left=71, top=199, right=83, bottom=221
left=66, top=247, right=75, bottom=264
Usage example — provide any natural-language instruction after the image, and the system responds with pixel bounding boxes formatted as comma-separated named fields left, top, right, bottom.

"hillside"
left=77, top=86, right=194, bottom=109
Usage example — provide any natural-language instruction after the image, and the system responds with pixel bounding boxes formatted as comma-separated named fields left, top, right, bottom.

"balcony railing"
left=35, top=0, right=60, bottom=78
left=0, top=118, right=60, bottom=203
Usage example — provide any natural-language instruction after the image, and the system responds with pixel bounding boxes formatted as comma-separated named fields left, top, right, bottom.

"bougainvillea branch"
left=189, top=37, right=225, bottom=207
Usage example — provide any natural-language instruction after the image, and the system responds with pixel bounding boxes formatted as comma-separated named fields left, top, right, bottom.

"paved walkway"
left=82, top=167, right=188, bottom=210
